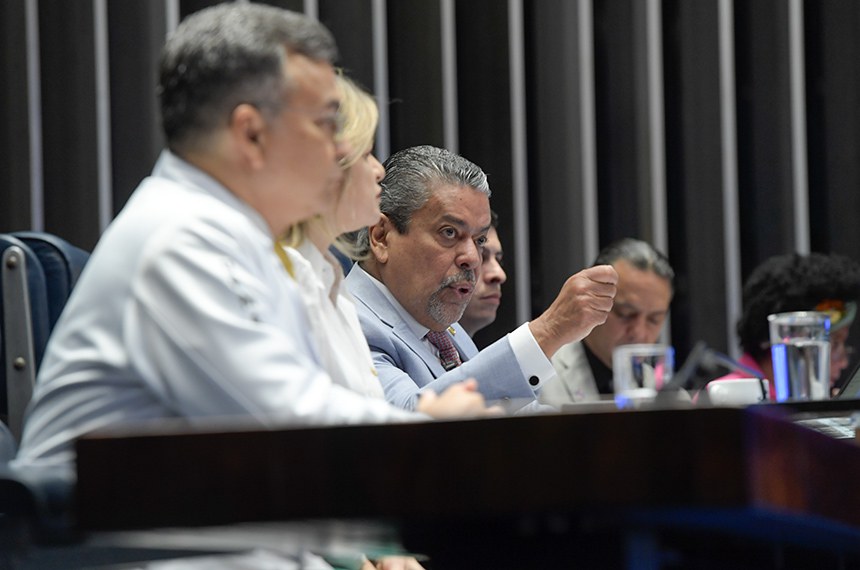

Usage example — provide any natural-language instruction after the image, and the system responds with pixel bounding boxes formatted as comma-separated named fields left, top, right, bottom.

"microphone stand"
left=656, top=341, right=768, bottom=404
left=652, top=341, right=707, bottom=407
left=700, top=348, right=769, bottom=402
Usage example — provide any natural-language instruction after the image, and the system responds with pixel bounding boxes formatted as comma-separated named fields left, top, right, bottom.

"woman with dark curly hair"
left=722, top=252, right=860, bottom=398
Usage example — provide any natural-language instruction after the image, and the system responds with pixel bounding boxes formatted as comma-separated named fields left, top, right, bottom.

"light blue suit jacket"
left=344, top=266, right=540, bottom=411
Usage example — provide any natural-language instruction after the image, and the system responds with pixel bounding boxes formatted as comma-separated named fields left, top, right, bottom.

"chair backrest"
left=1, top=236, right=47, bottom=445
left=12, top=232, right=90, bottom=333
left=0, top=232, right=89, bottom=446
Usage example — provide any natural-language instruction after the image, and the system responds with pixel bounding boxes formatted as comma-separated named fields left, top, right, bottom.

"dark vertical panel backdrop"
left=387, top=0, right=444, bottom=150
left=319, top=0, right=376, bottom=91
left=39, top=0, right=101, bottom=250
left=662, top=0, right=730, bottom=361
left=734, top=0, right=796, bottom=273
left=1, top=0, right=31, bottom=230
left=593, top=0, right=644, bottom=245
left=3, top=0, right=860, bottom=368
left=456, top=0, right=516, bottom=348
left=805, top=1, right=860, bottom=256
left=525, top=0, right=591, bottom=321
left=107, top=2, right=167, bottom=217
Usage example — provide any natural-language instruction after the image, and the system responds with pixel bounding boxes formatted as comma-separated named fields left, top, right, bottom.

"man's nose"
left=628, top=318, right=651, bottom=342
left=486, top=259, right=506, bottom=284
left=371, top=155, right=386, bottom=182
left=458, top=240, right=481, bottom=270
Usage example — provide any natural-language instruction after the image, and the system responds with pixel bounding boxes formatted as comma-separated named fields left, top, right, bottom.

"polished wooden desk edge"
left=74, top=406, right=860, bottom=531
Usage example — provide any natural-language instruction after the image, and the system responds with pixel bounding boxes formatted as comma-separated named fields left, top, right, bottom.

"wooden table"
left=75, top=405, right=860, bottom=568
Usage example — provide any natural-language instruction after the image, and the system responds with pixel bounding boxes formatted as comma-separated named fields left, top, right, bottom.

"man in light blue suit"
left=345, top=145, right=618, bottom=413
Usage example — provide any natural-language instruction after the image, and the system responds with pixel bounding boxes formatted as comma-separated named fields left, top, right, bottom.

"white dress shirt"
left=285, top=241, right=392, bottom=400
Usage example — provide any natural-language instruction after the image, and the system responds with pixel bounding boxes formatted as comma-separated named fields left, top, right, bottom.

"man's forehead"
left=422, top=184, right=490, bottom=225
left=613, top=285, right=672, bottom=313
left=613, top=299, right=668, bottom=313
left=614, top=260, right=670, bottom=286
left=285, top=52, right=338, bottom=106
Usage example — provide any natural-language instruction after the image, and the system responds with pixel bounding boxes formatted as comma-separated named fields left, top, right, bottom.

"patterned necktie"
left=426, top=330, right=462, bottom=371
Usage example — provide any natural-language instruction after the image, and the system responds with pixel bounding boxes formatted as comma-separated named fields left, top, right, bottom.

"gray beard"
left=427, top=292, right=469, bottom=328
left=425, top=269, right=476, bottom=328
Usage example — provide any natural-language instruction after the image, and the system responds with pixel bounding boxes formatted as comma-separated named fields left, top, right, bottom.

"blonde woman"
left=279, top=74, right=495, bottom=423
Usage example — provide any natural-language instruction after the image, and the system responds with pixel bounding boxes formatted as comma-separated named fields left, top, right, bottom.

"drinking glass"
left=612, top=343, right=674, bottom=409
left=768, top=311, right=831, bottom=402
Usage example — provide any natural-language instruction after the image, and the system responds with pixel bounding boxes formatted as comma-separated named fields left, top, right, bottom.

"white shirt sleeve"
left=506, top=322, right=557, bottom=391
left=126, top=223, right=424, bottom=427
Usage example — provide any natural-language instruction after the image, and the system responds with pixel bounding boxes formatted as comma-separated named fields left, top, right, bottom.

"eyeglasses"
left=284, top=107, right=345, bottom=138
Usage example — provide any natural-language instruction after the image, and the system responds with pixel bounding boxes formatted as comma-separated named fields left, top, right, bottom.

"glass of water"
left=768, top=311, right=831, bottom=402
left=612, top=343, right=674, bottom=409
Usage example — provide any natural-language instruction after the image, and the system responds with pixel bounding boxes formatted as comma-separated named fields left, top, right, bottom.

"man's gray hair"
left=355, top=145, right=491, bottom=256
left=158, top=2, right=338, bottom=151
left=594, top=238, right=675, bottom=287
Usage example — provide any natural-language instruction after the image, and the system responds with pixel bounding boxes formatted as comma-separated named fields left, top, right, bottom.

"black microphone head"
left=668, top=340, right=709, bottom=390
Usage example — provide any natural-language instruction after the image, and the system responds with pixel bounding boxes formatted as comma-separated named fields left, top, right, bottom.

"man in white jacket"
left=540, top=238, right=674, bottom=406
left=15, top=3, right=486, bottom=470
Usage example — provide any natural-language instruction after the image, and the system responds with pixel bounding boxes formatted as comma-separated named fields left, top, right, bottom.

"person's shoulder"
left=344, top=268, right=384, bottom=311
left=105, top=191, right=274, bottom=292
left=120, top=174, right=253, bottom=235
left=343, top=263, right=369, bottom=288
left=551, top=340, right=585, bottom=368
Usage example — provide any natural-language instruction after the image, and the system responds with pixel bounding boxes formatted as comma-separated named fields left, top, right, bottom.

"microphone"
left=659, top=340, right=707, bottom=393
left=651, top=341, right=707, bottom=407
left=700, top=349, right=764, bottom=379
left=699, top=347, right=768, bottom=402
left=659, top=341, right=768, bottom=402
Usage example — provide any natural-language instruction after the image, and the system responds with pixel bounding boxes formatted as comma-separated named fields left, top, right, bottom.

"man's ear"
left=369, top=214, right=393, bottom=264
left=229, top=103, right=268, bottom=169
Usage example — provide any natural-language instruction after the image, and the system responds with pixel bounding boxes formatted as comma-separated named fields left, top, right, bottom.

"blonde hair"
left=281, top=72, right=379, bottom=260
left=337, top=73, right=379, bottom=170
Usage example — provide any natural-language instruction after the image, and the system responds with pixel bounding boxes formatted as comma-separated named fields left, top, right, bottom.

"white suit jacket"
left=344, top=265, right=548, bottom=412
left=16, top=151, right=418, bottom=468
left=541, top=340, right=602, bottom=406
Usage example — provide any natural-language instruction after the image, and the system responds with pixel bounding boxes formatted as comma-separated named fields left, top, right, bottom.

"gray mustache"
left=440, top=269, right=476, bottom=289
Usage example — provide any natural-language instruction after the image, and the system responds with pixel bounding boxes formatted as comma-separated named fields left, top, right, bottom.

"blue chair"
left=13, top=232, right=90, bottom=334
left=1, top=235, right=48, bottom=450
left=0, top=232, right=89, bottom=449
left=0, top=232, right=87, bottom=552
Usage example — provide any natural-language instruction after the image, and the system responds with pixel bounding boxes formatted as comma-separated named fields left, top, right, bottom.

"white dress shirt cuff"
left=507, top=322, right=557, bottom=391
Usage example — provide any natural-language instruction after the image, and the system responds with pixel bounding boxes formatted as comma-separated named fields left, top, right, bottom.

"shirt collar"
left=296, top=241, right=337, bottom=293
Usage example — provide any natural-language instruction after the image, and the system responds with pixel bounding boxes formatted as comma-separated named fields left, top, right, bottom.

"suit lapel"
left=449, top=323, right=478, bottom=360
left=346, top=267, right=447, bottom=376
